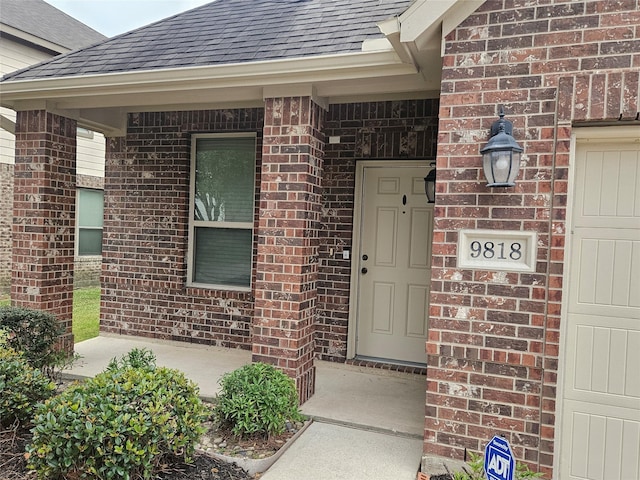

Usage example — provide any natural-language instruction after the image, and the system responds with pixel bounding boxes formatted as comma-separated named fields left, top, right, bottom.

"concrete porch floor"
left=68, top=335, right=426, bottom=479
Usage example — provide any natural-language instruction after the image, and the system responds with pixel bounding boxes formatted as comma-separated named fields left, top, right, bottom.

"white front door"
left=559, top=130, right=640, bottom=480
left=354, top=163, right=433, bottom=364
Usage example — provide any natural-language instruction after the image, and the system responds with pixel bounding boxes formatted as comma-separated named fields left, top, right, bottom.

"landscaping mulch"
left=0, top=426, right=253, bottom=480
left=155, top=454, right=253, bottom=480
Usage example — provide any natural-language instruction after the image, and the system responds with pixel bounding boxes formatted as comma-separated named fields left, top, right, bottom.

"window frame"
left=187, top=132, right=257, bottom=291
left=75, top=187, right=104, bottom=257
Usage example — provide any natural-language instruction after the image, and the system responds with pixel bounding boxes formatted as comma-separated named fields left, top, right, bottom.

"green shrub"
left=0, top=332, right=56, bottom=428
left=105, top=347, right=157, bottom=372
left=215, top=362, right=303, bottom=438
left=0, top=306, right=64, bottom=372
left=27, top=351, right=209, bottom=480
left=453, top=451, right=545, bottom=480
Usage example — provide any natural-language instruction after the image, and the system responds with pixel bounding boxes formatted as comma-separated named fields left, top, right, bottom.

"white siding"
left=0, top=37, right=105, bottom=174
left=77, top=133, right=106, bottom=177
left=0, top=107, right=16, bottom=165
left=0, top=36, right=53, bottom=166
left=0, top=36, right=52, bottom=74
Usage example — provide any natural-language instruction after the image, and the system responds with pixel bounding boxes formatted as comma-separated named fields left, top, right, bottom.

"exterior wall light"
left=424, top=162, right=436, bottom=203
left=480, top=108, right=523, bottom=187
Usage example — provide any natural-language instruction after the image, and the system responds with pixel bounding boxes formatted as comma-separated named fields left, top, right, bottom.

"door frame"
left=346, top=159, right=432, bottom=360
left=554, top=125, right=640, bottom=478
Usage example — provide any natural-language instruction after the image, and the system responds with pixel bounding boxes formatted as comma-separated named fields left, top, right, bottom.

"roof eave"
left=377, top=0, right=484, bottom=85
left=1, top=50, right=425, bottom=136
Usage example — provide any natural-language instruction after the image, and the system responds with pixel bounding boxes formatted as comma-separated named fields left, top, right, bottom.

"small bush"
left=215, top=362, right=303, bottom=438
left=106, top=347, right=157, bottom=372
left=0, top=306, right=64, bottom=372
left=0, top=331, right=56, bottom=428
left=26, top=350, right=209, bottom=480
left=453, top=451, right=545, bottom=480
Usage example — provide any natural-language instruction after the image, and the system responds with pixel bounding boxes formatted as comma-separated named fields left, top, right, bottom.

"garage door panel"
left=567, top=319, right=640, bottom=407
left=575, top=147, right=640, bottom=229
left=571, top=229, right=640, bottom=315
left=619, top=150, right=640, bottom=218
left=561, top=135, right=640, bottom=480
left=565, top=403, right=640, bottom=480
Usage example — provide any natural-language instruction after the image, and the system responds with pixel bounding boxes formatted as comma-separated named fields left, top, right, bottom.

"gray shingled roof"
left=0, top=0, right=106, bottom=51
left=2, top=0, right=412, bottom=82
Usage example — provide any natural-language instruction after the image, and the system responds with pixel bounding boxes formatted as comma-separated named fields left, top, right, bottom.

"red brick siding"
left=429, top=0, right=640, bottom=474
left=316, top=99, right=440, bottom=362
left=11, top=110, right=77, bottom=350
left=253, top=97, right=325, bottom=403
left=0, top=163, right=13, bottom=295
left=74, top=257, right=102, bottom=289
left=77, top=174, right=104, bottom=190
left=100, top=109, right=263, bottom=348
left=98, top=102, right=440, bottom=362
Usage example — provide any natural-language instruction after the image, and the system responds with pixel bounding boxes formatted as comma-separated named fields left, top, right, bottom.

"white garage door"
left=560, top=130, right=640, bottom=480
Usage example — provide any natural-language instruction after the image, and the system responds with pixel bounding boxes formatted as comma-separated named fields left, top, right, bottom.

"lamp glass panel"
left=486, top=150, right=512, bottom=184
left=507, top=151, right=522, bottom=185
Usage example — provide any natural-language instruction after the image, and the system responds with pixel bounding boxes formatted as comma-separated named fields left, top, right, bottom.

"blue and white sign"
left=484, top=435, right=515, bottom=480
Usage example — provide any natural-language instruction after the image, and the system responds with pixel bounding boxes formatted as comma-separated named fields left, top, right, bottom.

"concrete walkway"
left=260, top=422, right=423, bottom=480
left=69, top=335, right=425, bottom=479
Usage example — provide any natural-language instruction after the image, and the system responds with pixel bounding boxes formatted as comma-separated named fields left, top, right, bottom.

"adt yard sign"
left=484, top=436, right=515, bottom=480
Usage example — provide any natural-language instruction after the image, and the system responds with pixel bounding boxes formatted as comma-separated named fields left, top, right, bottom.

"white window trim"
left=75, top=187, right=104, bottom=258
left=187, top=132, right=257, bottom=291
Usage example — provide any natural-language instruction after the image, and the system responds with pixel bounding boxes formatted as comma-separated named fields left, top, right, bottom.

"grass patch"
left=0, top=288, right=100, bottom=343
left=73, top=287, right=100, bottom=343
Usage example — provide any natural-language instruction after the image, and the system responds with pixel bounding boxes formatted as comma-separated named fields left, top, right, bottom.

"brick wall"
left=0, top=163, right=13, bottom=295
left=74, top=257, right=102, bottom=289
left=100, top=109, right=263, bottom=348
left=427, top=0, right=640, bottom=475
left=77, top=173, right=104, bottom=190
left=253, top=96, right=325, bottom=403
left=99, top=102, right=440, bottom=359
left=12, top=110, right=77, bottom=350
left=2, top=163, right=105, bottom=296
left=316, top=99, right=440, bottom=361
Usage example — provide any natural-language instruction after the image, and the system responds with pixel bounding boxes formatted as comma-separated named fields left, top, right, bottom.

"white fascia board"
left=398, top=0, right=457, bottom=45
left=397, top=0, right=483, bottom=55
left=0, top=50, right=416, bottom=108
left=377, top=16, right=416, bottom=66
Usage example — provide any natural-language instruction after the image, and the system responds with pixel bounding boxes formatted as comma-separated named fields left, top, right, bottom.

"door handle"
left=361, top=267, right=368, bottom=274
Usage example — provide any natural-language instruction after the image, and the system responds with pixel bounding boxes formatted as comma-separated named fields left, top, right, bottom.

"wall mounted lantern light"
left=480, top=108, right=523, bottom=187
left=424, top=162, right=436, bottom=203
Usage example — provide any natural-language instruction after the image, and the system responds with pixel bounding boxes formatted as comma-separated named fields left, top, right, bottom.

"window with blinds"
left=188, top=134, right=256, bottom=289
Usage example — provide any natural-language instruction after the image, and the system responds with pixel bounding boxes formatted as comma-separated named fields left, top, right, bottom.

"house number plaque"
left=458, top=229, right=537, bottom=272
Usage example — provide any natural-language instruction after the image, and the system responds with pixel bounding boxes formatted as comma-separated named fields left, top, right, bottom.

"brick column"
left=11, top=110, right=77, bottom=351
left=253, top=96, right=325, bottom=404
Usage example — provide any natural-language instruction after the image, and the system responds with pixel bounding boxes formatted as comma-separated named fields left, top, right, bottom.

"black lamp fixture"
left=424, top=162, right=436, bottom=204
left=480, top=107, right=523, bottom=187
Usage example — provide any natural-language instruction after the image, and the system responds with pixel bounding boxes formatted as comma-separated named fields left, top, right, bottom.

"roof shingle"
left=2, top=0, right=412, bottom=82
left=0, top=0, right=106, bottom=51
